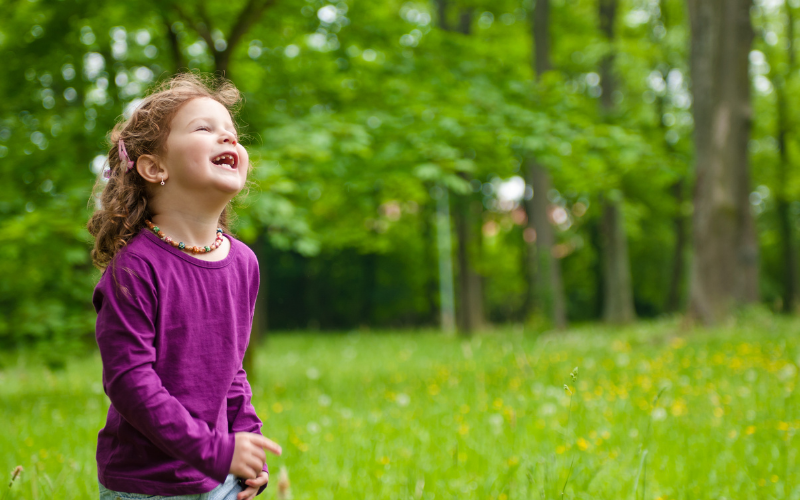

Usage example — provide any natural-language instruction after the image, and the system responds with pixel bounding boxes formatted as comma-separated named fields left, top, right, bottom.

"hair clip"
left=118, top=139, right=135, bottom=171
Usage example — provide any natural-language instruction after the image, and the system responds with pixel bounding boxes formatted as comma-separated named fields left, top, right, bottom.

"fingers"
left=242, top=435, right=266, bottom=478
left=245, top=461, right=260, bottom=479
left=239, top=473, right=267, bottom=500
left=253, top=442, right=266, bottom=464
left=239, top=471, right=268, bottom=499
left=231, top=433, right=271, bottom=480
left=237, top=486, right=257, bottom=500
left=245, top=472, right=269, bottom=487
left=253, top=435, right=283, bottom=456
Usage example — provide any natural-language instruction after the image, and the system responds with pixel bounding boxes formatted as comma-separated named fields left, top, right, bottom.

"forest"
left=6, top=1, right=800, bottom=499
left=0, top=0, right=797, bottom=340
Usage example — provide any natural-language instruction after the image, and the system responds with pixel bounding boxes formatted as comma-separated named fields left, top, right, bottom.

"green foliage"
left=0, top=0, right=796, bottom=340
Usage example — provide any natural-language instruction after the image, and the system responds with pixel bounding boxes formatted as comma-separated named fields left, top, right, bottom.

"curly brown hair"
left=87, top=72, right=243, bottom=271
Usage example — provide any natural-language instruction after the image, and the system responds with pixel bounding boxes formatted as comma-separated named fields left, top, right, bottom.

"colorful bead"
left=145, top=220, right=223, bottom=256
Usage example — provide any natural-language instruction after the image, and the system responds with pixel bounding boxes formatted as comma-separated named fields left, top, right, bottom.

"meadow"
left=2, top=312, right=800, bottom=499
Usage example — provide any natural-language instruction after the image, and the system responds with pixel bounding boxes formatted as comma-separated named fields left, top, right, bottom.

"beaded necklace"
left=145, top=220, right=224, bottom=254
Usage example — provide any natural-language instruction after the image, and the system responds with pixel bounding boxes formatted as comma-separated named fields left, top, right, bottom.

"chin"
left=210, top=172, right=246, bottom=190
left=219, top=181, right=247, bottom=195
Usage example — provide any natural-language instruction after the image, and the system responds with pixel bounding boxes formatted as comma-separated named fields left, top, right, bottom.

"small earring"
left=160, top=176, right=165, bottom=186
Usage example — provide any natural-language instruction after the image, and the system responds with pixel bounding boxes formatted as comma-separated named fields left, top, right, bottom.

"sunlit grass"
left=3, top=311, right=800, bottom=499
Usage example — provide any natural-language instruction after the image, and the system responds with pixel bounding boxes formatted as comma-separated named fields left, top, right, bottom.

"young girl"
left=87, top=73, right=281, bottom=500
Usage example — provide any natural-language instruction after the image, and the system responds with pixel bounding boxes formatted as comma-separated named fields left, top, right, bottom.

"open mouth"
left=210, top=152, right=238, bottom=169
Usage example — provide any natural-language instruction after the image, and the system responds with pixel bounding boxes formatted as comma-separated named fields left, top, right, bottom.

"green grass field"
left=2, top=312, right=800, bottom=499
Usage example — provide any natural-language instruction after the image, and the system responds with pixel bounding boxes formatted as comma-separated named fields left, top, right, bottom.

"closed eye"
left=196, top=126, right=211, bottom=132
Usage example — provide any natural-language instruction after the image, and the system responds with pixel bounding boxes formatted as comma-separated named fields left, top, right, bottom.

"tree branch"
left=173, top=3, right=215, bottom=52
left=216, top=0, right=276, bottom=75
left=171, top=0, right=276, bottom=76
left=162, top=15, right=186, bottom=72
left=225, top=0, right=276, bottom=57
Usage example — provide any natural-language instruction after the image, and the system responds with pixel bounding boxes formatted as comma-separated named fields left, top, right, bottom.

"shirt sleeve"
left=94, top=251, right=235, bottom=483
left=226, top=366, right=263, bottom=435
left=227, top=366, right=270, bottom=494
left=229, top=249, right=269, bottom=494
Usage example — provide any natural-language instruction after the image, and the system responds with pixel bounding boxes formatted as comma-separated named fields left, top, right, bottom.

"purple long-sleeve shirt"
left=93, top=227, right=268, bottom=495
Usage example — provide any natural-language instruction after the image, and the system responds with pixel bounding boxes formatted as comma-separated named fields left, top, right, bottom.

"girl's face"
left=161, top=97, right=249, bottom=197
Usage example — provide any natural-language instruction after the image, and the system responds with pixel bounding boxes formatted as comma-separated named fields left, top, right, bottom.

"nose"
left=222, top=130, right=237, bottom=146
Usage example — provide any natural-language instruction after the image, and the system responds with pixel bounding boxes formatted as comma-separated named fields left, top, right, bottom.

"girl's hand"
left=230, top=433, right=282, bottom=479
left=238, top=471, right=269, bottom=500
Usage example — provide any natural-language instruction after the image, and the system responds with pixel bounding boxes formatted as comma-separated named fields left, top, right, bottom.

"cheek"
left=238, top=147, right=250, bottom=171
left=170, top=139, right=208, bottom=167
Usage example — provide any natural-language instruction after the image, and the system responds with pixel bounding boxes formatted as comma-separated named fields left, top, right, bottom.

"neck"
left=150, top=207, right=225, bottom=247
left=148, top=181, right=236, bottom=246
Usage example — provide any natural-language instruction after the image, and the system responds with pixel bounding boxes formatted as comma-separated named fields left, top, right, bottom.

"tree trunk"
left=172, top=0, right=275, bottom=78
left=438, top=7, right=484, bottom=335
left=523, top=0, right=567, bottom=329
left=524, top=160, right=567, bottom=328
left=453, top=193, right=484, bottom=335
left=163, top=17, right=186, bottom=73
left=434, top=186, right=456, bottom=332
left=655, top=0, right=687, bottom=314
left=587, top=218, right=605, bottom=317
left=600, top=194, right=636, bottom=322
left=422, top=197, right=441, bottom=324
left=598, top=0, right=618, bottom=111
left=654, top=78, right=687, bottom=313
left=666, top=180, right=687, bottom=313
left=687, top=0, right=758, bottom=323
left=776, top=192, right=797, bottom=313
left=458, top=8, right=473, bottom=35
left=435, top=0, right=450, bottom=31
left=598, top=197, right=635, bottom=323
left=774, top=2, right=798, bottom=313
left=532, top=0, right=551, bottom=76
left=469, top=199, right=486, bottom=327
left=598, top=0, right=636, bottom=324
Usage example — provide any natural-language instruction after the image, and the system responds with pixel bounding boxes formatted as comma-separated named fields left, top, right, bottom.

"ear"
left=136, top=154, right=167, bottom=185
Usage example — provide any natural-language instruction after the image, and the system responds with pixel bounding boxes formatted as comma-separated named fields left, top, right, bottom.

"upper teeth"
left=213, top=154, right=234, bottom=164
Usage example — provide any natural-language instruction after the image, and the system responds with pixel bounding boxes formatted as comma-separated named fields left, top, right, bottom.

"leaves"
left=0, top=0, right=792, bottom=338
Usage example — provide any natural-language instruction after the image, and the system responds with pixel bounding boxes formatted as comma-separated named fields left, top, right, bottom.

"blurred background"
left=5, top=1, right=800, bottom=499
left=1, top=0, right=794, bottom=346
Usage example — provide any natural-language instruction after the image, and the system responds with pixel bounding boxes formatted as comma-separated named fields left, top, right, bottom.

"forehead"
left=172, top=97, right=233, bottom=126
